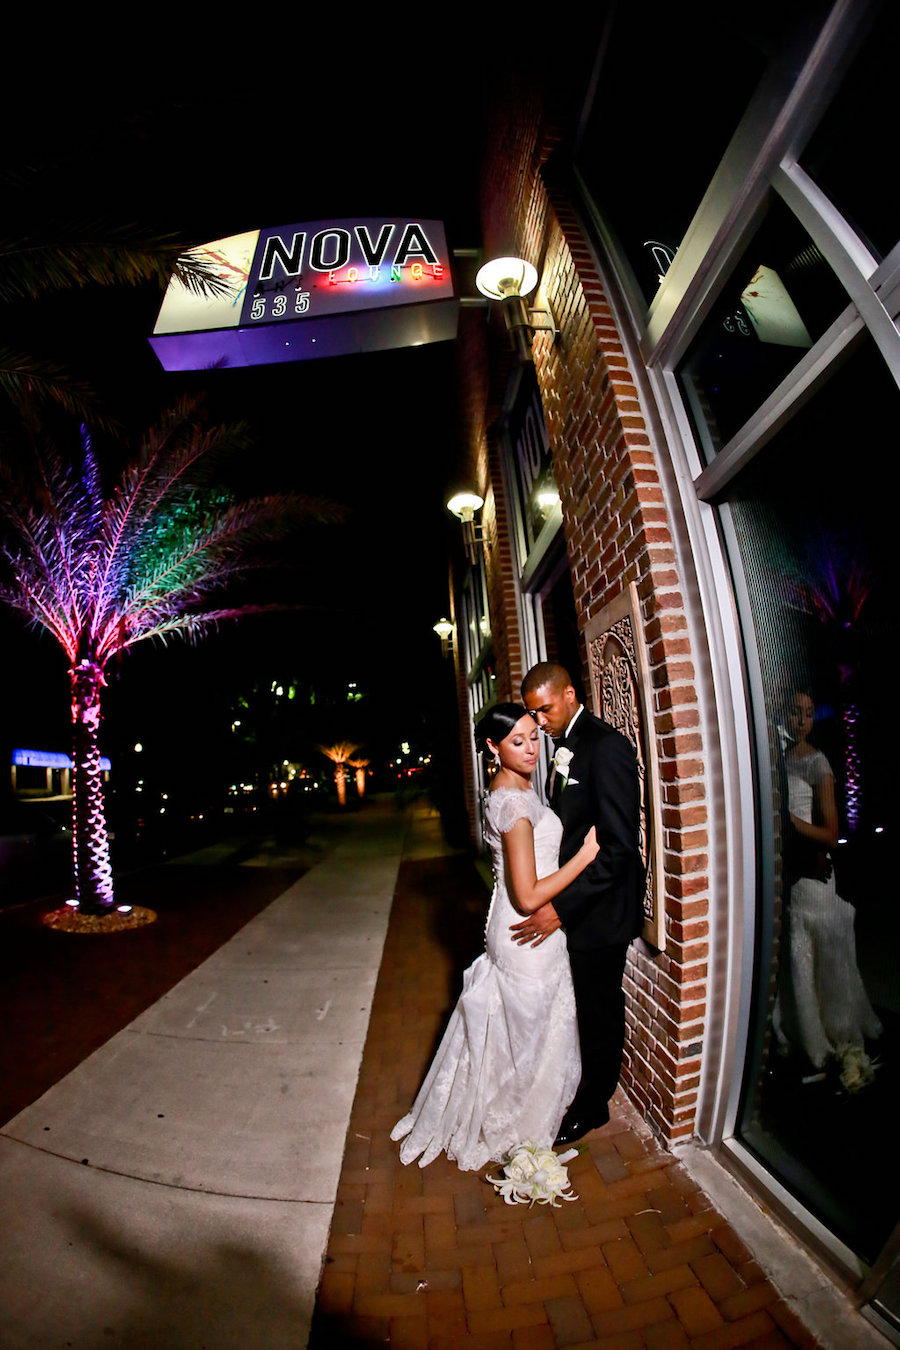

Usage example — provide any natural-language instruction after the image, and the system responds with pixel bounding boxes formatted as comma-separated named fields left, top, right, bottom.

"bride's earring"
left=493, top=752, right=501, bottom=768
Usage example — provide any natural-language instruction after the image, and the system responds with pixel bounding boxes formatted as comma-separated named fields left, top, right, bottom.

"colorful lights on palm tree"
left=0, top=402, right=340, bottom=913
left=786, top=528, right=872, bottom=830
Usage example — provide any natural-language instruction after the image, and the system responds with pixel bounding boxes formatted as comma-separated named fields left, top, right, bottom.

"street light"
left=474, top=255, right=556, bottom=362
left=433, top=618, right=454, bottom=657
left=446, top=490, right=487, bottom=565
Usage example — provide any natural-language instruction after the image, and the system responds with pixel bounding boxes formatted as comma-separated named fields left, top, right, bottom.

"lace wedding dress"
left=775, top=746, right=883, bottom=1088
left=391, top=787, right=581, bottom=1170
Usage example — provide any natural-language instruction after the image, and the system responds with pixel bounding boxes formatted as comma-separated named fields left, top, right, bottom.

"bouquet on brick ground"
left=486, top=1141, right=579, bottom=1207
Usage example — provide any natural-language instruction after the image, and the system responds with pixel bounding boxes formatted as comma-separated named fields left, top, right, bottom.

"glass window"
left=575, top=8, right=767, bottom=304
left=801, top=4, right=900, bottom=263
left=460, top=563, right=490, bottom=672
left=726, top=340, right=898, bottom=1263
left=471, top=661, right=497, bottom=712
left=676, top=192, right=848, bottom=458
left=503, top=366, right=560, bottom=564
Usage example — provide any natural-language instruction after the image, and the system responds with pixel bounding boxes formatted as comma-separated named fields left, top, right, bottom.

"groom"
left=514, top=661, right=644, bottom=1146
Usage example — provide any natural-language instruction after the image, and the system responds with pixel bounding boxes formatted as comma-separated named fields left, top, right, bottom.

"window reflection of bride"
left=775, top=691, right=882, bottom=1091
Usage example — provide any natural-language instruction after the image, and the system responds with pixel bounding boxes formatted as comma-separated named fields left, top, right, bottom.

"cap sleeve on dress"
left=807, top=747, right=833, bottom=787
left=490, top=789, right=543, bottom=835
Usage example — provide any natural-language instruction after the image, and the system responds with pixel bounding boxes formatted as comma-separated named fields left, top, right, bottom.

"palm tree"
left=319, top=743, right=361, bottom=807
left=0, top=400, right=341, bottom=913
left=784, top=527, right=873, bottom=829
left=348, top=757, right=370, bottom=798
left=1, top=207, right=232, bottom=428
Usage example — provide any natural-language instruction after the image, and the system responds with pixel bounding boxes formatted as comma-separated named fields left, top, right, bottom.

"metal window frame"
left=572, top=0, right=898, bottom=1302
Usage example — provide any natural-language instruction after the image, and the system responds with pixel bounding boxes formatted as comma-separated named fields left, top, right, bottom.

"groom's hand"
left=510, top=902, right=561, bottom=946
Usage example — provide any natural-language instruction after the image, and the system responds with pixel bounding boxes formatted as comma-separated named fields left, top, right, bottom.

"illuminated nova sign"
left=150, top=217, right=457, bottom=370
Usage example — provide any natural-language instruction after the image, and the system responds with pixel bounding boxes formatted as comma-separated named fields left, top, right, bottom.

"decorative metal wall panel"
left=585, top=584, right=665, bottom=949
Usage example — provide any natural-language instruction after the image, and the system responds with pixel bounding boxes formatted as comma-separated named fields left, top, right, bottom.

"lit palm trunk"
left=349, top=758, right=370, bottom=797
left=842, top=690, right=861, bottom=830
left=319, top=743, right=361, bottom=807
left=70, top=658, right=114, bottom=912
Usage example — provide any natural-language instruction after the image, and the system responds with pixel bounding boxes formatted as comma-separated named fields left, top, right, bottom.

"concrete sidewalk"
left=0, top=801, right=407, bottom=1349
left=0, top=801, right=886, bottom=1349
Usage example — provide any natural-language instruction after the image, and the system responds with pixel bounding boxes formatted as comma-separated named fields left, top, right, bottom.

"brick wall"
left=461, top=77, right=712, bottom=1144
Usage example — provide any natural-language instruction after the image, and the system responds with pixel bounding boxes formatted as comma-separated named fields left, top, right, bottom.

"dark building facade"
left=445, top=3, right=899, bottom=1335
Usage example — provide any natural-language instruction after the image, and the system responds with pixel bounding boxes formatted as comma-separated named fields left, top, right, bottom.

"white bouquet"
left=839, top=1046, right=878, bottom=1093
left=486, top=1141, right=579, bottom=1207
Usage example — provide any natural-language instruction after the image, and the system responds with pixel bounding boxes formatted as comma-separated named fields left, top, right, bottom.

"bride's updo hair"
left=475, top=703, right=532, bottom=757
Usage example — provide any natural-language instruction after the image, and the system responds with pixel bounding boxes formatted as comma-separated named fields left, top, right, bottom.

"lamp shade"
left=446, top=490, right=484, bottom=522
left=475, top=256, right=539, bottom=300
left=433, top=618, right=454, bottom=641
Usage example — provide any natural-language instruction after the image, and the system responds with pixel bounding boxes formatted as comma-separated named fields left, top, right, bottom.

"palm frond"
left=0, top=347, right=118, bottom=432
left=0, top=403, right=344, bottom=671
left=103, top=492, right=343, bottom=655
left=116, top=604, right=308, bottom=651
left=0, top=226, right=234, bottom=303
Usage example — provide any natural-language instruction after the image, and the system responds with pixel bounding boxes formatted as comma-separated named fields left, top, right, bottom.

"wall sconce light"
left=446, top=490, right=488, bottom=565
left=536, top=487, right=561, bottom=514
left=475, top=256, right=557, bottom=362
left=433, top=618, right=454, bottom=657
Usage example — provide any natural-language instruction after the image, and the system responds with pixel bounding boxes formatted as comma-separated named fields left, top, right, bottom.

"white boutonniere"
left=553, top=746, right=574, bottom=788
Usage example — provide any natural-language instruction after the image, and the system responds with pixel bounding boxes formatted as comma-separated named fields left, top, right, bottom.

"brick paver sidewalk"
left=310, top=855, right=823, bottom=1349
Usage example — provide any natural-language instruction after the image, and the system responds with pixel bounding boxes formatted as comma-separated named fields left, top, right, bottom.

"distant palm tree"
left=319, top=743, right=361, bottom=807
left=348, top=757, right=370, bottom=798
left=0, top=400, right=341, bottom=912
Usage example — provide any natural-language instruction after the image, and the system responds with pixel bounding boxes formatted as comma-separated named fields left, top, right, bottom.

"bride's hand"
left=582, top=826, right=599, bottom=861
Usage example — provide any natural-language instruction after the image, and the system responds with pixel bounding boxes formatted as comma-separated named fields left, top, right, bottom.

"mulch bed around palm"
left=0, top=857, right=307, bottom=1127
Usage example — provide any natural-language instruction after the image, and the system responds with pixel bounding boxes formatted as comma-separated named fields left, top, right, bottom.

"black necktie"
left=547, top=737, right=566, bottom=800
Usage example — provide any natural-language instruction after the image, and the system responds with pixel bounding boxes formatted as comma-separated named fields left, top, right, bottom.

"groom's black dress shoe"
left=554, top=1103, right=610, bottom=1148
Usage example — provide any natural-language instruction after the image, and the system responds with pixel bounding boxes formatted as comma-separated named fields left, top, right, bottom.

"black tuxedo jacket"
left=550, top=709, right=644, bottom=951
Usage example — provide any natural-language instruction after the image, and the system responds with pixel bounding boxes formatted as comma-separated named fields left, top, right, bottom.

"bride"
left=775, top=690, right=882, bottom=1090
left=391, top=703, right=598, bottom=1171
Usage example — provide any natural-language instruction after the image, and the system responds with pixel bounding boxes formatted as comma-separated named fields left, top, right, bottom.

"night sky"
left=2, top=43, right=492, bottom=807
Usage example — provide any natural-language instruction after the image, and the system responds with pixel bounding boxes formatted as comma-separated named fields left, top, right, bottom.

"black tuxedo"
left=549, top=708, right=643, bottom=1118
left=550, top=709, right=644, bottom=947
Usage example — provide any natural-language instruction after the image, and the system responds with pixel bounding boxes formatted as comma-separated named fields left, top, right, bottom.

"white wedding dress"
left=775, top=747, right=882, bottom=1082
left=391, top=787, right=580, bottom=1170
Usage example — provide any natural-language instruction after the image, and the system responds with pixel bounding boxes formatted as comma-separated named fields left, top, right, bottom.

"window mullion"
left=693, top=305, right=864, bottom=502
left=773, top=162, right=900, bottom=382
